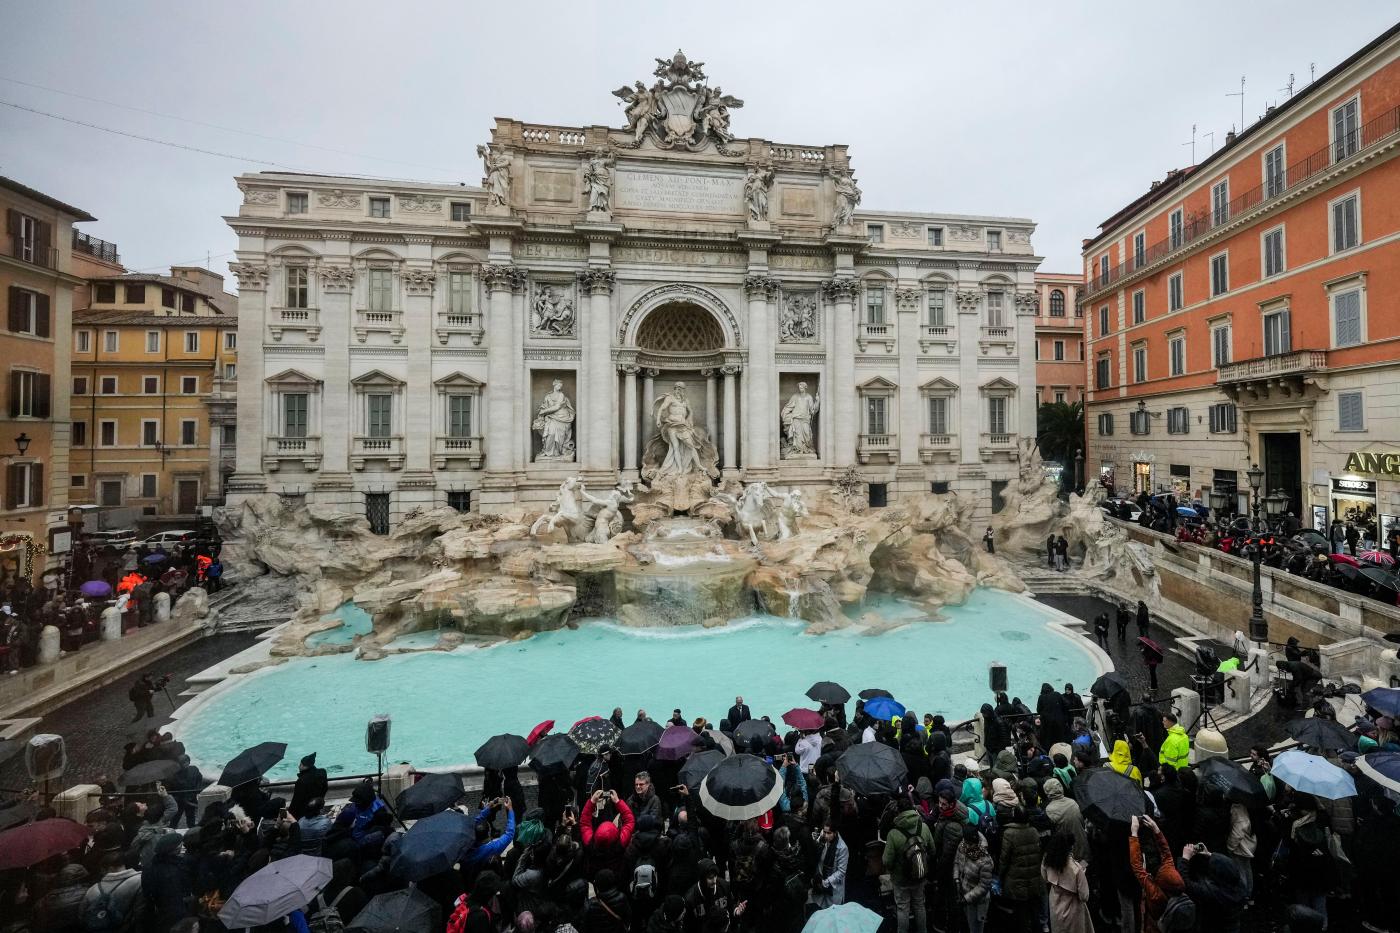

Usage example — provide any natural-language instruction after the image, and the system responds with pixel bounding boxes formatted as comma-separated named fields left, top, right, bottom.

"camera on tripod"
left=1191, top=646, right=1225, bottom=706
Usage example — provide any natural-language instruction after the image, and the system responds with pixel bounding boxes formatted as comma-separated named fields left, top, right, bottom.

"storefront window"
left=1331, top=477, right=1378, bottom=546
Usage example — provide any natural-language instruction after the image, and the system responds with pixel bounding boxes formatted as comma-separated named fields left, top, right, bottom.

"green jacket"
left=882, top=809, right=935, bottom=887
left=1159, top=724, right=1191, bottom=770
left=998, top=821, right=1046, bottom=901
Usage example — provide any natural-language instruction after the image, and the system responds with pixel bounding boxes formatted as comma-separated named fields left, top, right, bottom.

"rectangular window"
left=986, top=292, right=1005, bottom=327
left=72, top=421, right=86, bottom=446
left=1265, top=144, right=1286, bottom=198
left=1133, top=232, right=1146, bottom=268
left=1168, top=272, right=1184, bottom=311
left=71, top=473, right=85, bottom=488
left=1169, top=333, right=1186, bottom=376
left=865, top=396, right=888, bottom=435
left=365, top=492, right=391, bottom=534
left=222, top=423, right=237, bottom=445
left=987, top=230, right=1002, bottom=251
left=866, top=223, right=884, bottom=244
left=448, top=272, right=472, bottom=315
left=367, top=394, right=393, bottom=437
left=181, top=376, right=198, bottom=394
left=1054, top=390, right=1066, bottom=404
left=142, top=376, right=159, bottom=394
left=141, top=421, right=159, bottom=446
left=927, top=226, right=943, bottom=247
left=369, top=197, right=390, bottom=218
left=181, top=293, right=194, bottom=313
left=181, top=420, right=197, bottom=445
left=1097, top=413, right=1114, bottom=436
left=1132, top=290, right=1145, bottom=325
left=125, top=284, right=146, bottom=304
left=450, top=202, right=471, bottom=222
left=184, top=332, right=199, bottom=353
left=1098, top=305, right=1109, bottom=336
left=1132, top=344, right=1147, bottom=383
left=1212, top=180, right=1230, bottom=226
left=94, top=283, right=115, bottom=303
left=224, top=331, right=236, bottom=350
left=161, top=287, right=176, bottom=308
left=1333, top=288, right=1363, bottom=347
left=447, top=490, right=471, bottom=512
left=286, top=267, right=309, bottom=308
left=1096, top=355, right=1110, bottom=389
left=927, top=396, right=948, bottom=435
left=1212, top=324, right=1231, bottom=367
left=1333, top=97, right=1360, bottom=161
left=287, top=192, right=309, bottom=214
left=99, top=479, right=121, bottom=506
left=73, top=376, right=88, bottom=395
left=9, top=370, right=49, bottom=418
left=1053, top=340, right=1064, bottom=361
left=1098, top=254, right=1109, bottom=283
left=1167, top=406, right=1189, bottom=434
left=865, top=287, right=886, bottom=324
left=1130, top=410, right=1150, bottom=435
left=1169, top=208, right=1184, bottom=250
left=987, top=396, right=1007, bottom=434
left=1263, top=308, right=1292, bottom=356
left=927, top=289, right=945, bottom=326
left=368, top=268, right=393, bottom=311
left=100, top=421, right=116, bottom=446
left=1338, top=391, right=1365, bottom=432
left=100, top=376, right=117, bottom=395
left=76, top=330, right=90, bottom=353
left=283, top=393, right=308, bottom=437
left=447, top=395, right=474, bottom=437
left=6, top=289, right=38, bottom=334
left=1209, top=402, right=1237, bottom=433
left=1210, top=253, right=1228, bottom=296
left=1263, top=227, right=1285, bottom=277
left=224, top=363, right=237, bottom=379
left=1332, top=194, right=1359, bottom=252
left=140, top=474, right=157, bottom=498
left=103, top=330, right=118, bottom=352
left=145, top=330, right=160, bottom=353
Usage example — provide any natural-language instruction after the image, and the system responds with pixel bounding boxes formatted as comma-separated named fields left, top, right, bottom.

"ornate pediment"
left=350, top=369, right=405, bottom=388
left=434, top=372, right=484, bottom=389
left=920, top=376, right=959, bottom=392
left=980, top=376, right=1017, bottom=391
left=265, top=368, right=321, bottom=389
left=611, top=50, right=744, bottom=155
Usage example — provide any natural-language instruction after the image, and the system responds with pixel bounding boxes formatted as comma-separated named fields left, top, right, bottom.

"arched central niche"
left=635, top=302, right=725, bottom=353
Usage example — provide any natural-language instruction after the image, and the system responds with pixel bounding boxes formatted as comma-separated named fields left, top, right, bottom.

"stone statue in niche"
left=780, top=382, right=820, bottom=459
left=532, top=380, right=576, bottom=462
left=583, top=150, right=613, bottom=213
left=777, top=489, right=808, bottom=540
left=477, top=143, right=511, bottom=207
left=831, top=169, right=862, bottom=227
left=779, top=294, right=818, bottom=342
left=744, top=164, right=774, bottom=221
left=643, top=382, right=719, bottom=480
left=532, top=286, right=576, bottom=336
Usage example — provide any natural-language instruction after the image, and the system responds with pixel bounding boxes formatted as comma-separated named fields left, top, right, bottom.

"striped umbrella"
left=1360, top=549, right=1396, bottom=567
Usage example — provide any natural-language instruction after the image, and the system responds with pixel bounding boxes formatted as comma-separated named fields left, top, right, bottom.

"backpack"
left=307, top=889, right=349, bottom=933
left=1157, top=892, right=1197, bottom=932
left=969, top=801, right=1000, bottom=848
left=446, top=896, right=491, bottom=933
left=629, top=860, right=658, bottom=901
left=900, top=825, right=929, bottom=882
left=82, top=878, right=130, bottom=932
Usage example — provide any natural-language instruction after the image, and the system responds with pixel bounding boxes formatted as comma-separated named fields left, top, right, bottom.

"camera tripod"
left=1187, top=675, right=1227, bottom=733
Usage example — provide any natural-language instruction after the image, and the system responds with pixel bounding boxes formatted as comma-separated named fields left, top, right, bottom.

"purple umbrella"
left=79, top=580, right=112, bottom=598
left=655, top=724, right=698, bottom=761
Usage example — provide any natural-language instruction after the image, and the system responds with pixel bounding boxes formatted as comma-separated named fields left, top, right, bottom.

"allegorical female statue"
left=780, top=382, right=820, bottom=458
left=532, top=380, right=576, bottom=461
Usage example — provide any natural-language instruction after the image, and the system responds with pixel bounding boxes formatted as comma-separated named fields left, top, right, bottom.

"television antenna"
left=1203, top=131, right=1216, bottom=154
left=1181, top=123, right=1197, bottom=163
left=1280, top=73, right=1295, bottom=98
left=1226, top=75, right=1246, bottom=132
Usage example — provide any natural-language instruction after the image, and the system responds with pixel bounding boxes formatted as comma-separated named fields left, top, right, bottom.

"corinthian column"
left=483, top=264, right=519, bottom=475
left=578, top=268, right=617, bottom=476
left=824, top=278, right=859, bottom=468
left=743, top=275, right=778, bottom=476
left=721, top=364, right=741, bottom=474
left=620, top=364, right=639, bottom=476
left=894, top=287, right=922, bottom=469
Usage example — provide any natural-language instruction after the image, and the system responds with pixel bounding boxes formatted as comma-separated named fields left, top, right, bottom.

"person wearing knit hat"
left=290, top=751, right=327, bottom=820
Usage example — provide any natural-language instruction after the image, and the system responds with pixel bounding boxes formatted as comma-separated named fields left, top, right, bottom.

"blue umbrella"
left=142, top=553, right=168, bottom=564
left=1362, top=687, right=1400, bottom=719
left=391, top=809, right=473, bottom=882
left=1356, top=751, right=1400, bottom=794
left=863, top=695, right=905, bottom=722
left=1272, top=749, right=1357, bottom=800
left=78, top=580, right=112, bottom=598
left=1176, top=506, right=1200, bottom=517
left=802, top=902, right=882, bottom=933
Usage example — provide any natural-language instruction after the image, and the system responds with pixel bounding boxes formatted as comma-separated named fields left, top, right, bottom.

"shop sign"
left=1331, top=477, right=1377, bottom=495
left=1343, top=451, right=1400, bottom=475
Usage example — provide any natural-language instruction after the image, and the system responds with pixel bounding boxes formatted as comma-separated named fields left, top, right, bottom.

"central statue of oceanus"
left=642, top=382, right=720, bottom=481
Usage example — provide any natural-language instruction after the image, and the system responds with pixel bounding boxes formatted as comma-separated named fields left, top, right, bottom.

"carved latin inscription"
left=615, top=169, right=744, bottom=215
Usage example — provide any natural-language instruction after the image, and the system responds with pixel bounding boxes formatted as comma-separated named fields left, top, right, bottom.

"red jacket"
left=580, top=798, right=635, bottom=878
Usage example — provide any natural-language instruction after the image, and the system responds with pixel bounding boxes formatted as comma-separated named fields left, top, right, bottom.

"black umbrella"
left=733, top=719, right=777, bottom=748
left=806, top=681, right=851, bottom=705
left=1076, top=768, right=1148, bottom=824
left=1197, top=757, right=1269, bottom=806
left=567, top=718, right=620, bottom=755
left=0, top=801, right=35, bottom=832
left=218, top=741, right=287, bottom=788
left=119, top=758, right=181, bottom=788
left=858, top=688, right=894, bottom=700
left=394, top=773, right=466, bottom=821
left=1359, top=567, right=1400, bottom=594
left=529, top=733, right=582, bottom=776
left=1090, top=671, right=1130, bottom=701
left=836, top=742, right=909, bottom=796
left=473, top=734, right=529, bottom=770
left=617, top=720, right=665, bottom=756
left=699, top=753, right=783, bottom=821
left=347, top=887, right=442, bottom=933
left=391, top=810, right=474, bottom=882
left=679, top=749, right=727, bottom=793
left=1285, top=717, right=1357, bottom=752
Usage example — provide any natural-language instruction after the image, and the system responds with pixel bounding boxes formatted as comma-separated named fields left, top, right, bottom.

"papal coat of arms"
left=612, top=50, right=744, bottom=155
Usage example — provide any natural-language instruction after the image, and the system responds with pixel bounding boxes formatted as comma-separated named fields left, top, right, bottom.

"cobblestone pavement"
left=0, top=632, right=257, bottom=794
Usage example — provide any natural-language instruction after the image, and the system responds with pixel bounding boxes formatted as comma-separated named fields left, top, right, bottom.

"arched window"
left=1049, top=289, right=1066, bottom=316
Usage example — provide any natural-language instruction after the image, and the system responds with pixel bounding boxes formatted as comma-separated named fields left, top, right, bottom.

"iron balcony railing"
left=1084, top=104, right=1400, bottom=298
left=72, top=230, right=119, bottom=263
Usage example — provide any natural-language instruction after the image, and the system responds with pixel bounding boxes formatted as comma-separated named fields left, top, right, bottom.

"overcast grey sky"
left=1, top=2, right=1394, bottom=277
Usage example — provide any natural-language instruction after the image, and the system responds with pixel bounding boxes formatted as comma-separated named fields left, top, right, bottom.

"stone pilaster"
left=402, top=261, right=436, bottom=474
left=721, top=364, right=741, bottom=475
left=743, top=274, right=780, bottom=478
left=955, top=286, right=983, bottom=468
left=620, top=364, right=640, bottom=478
left=823, top=278, right=859, bottom=468
left=482, top=263, right=522, bottom=484
left=578, top=268, right=617, bottom=478
left=894, top=287, right=923, bottom=485
left=229, top=259, right=269, bottom=494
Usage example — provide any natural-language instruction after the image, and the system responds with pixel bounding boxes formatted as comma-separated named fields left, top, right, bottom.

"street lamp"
left=1243, top=463, right=1269, bottom=645
left=1263, top=490, right=1289, bottom=529
left=1074, top=448, right=1084, bottom=492
left=1245, top=463, right=1265, bottom=531
left=14, top=432, right=31, bottom=456
left=1207, top=486, right=1230, bottom=517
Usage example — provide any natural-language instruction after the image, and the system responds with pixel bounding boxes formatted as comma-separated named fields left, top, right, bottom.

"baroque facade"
left=225, top=52, right=1041, bottom=528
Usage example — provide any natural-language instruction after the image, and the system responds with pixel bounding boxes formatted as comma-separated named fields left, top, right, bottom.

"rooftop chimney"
left=170, top=266, right=227, bottom=296
left=1225, top=130, right=1237, bottom=146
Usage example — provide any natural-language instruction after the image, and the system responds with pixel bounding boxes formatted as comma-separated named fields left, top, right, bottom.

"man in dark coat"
left=128, top=674, right=157, bottom=722
left=289, top=752, right=328, bottom=819
left=1036, top=683, right=1070, bottom=748
left=1136, top=600, right=1151, bottom=638
left=141, top=832, right=190, bottom=933
left=1093, top=613, right=1111, bottom=650
left=726, top=696, right=751, bottom=727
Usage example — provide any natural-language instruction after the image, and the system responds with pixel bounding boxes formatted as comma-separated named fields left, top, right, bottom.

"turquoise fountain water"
left=177, top=588, right=1099, bottom=779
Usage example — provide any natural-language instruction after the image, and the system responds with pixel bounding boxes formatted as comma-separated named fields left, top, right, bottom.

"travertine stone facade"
left=225, top=52, right=1042, bottom=528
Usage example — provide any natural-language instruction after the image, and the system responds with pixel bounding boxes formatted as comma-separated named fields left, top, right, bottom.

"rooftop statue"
left=612, top=50, right=744, bottom=154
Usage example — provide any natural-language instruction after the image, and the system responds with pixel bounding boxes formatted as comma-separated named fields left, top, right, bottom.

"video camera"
left=1191, top=646, right=1225, bottom=706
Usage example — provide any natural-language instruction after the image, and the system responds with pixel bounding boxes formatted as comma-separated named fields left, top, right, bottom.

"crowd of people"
left=4, top=667, right=1400, bottom=933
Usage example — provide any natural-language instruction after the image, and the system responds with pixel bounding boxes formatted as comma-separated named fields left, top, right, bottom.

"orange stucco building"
left=1082, top=23, right=1400, bottom=541
left=1033, top=272, right=1085, bottom=405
